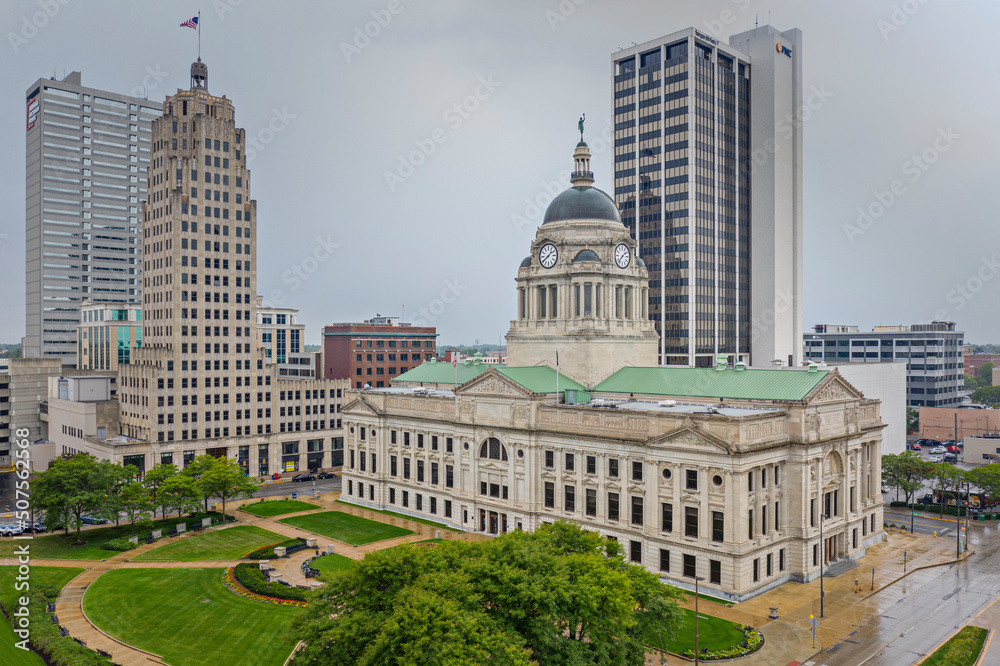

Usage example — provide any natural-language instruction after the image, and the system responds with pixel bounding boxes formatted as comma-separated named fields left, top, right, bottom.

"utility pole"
left=819, top=513, right=826, bottom=618
left=693, top=576, right=705, bottom=665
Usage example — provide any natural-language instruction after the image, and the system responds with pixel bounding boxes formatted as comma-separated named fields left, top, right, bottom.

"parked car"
left=930, top=446, right=947, bottom=454
left=292, top=473, right=315, bottom=482
left=943, top=453, right=957, bottom=462
left=0, top=523, right=24, bottom=536
left=316, top=472, right=336, bottom=480
left=80, top=515, right=108, bottom=525
left=929, top=455, right=943, bottom=463
left=908, top=442, right=922, bottom=451
left=947, top=445, right=961, bottom=454
left=30, top=521, right=47, bottom=533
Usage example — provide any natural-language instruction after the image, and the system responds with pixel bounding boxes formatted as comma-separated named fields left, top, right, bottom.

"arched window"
left=479, top=437, right=508, bottom=461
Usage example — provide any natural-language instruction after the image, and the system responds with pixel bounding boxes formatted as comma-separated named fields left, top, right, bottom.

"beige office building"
left=77, top=301, right=142, bottom=372
left=340, top=142, right=884, bottom=601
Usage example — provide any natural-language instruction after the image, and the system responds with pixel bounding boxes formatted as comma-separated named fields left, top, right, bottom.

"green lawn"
left=132, top=525, right=287, bottom=561
left=240, top=500, right=321, bottom=517
left=336, top=500, right=461, bottom=532
left=0, top=566, right=85, bottom=666
left=924, top=625, right=989, bottom=666
left=309, top=553, right=356, bottom=579
left=83, top=568, right=300, bottom=666
left=278, top=511, right=414, bottom=545
left=650, top=608, right=747, bottom=655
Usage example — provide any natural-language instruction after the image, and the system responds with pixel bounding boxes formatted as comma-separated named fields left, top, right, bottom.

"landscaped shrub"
left=227, top=563, right=308, bottom=604
left=101, top=537, right=138, bottom=552
left=1, top=590, right=112, bottom=666
left=681, top=624, right=764, bottom=661
left=245, top=538, right=306, bottom=559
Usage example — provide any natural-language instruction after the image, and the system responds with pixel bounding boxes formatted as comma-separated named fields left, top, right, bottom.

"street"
left=251, top=476, right=341, bottom=499
left=816, top=517, right=1000, bottom=666
left=883, top=508, right=967, bottom=538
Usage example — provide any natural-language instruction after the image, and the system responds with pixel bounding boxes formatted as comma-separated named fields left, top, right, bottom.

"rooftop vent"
left=807, top=362, right=820, bottom=373
left=734, top=361, right=747, bottom=372
left=658, top=399, right=677, bottom=407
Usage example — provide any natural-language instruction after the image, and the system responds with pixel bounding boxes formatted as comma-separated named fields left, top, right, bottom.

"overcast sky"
left=0, top=0, right=997, bottom=347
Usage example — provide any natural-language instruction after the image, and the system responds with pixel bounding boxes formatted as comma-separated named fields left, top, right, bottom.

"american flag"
left=180, top=16, right=199, bottom=29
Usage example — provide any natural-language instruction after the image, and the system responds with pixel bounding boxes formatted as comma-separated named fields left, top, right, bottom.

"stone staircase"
left=822, top=557, right=859, bottom=578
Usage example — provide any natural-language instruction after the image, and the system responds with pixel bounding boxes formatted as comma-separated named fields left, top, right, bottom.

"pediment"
left=456, top=368, right=533, bottom=398
left=646, top=426, right=733, bottom=455
left=342, top=397, right=381, bottom=416
left=806, top=372, right=865, bottom=404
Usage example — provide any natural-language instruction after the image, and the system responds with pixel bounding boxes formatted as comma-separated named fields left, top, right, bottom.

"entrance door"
left=501, top=513, right=508, bottom=535
left=825, top=535, right=836, bottom=563
left=489, top=511, right=499, bottom=535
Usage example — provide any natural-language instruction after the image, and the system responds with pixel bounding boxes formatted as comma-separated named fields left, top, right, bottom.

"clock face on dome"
left=539, top=243, right=558, bottom=269
left=614, top=243, right=631, bottom=269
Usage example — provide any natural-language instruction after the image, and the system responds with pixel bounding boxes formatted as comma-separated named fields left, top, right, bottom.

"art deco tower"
left=119, top=61, right=264, bottom=446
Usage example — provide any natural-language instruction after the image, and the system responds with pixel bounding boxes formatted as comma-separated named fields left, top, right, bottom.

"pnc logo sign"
left=776, top=43, right=792, bottom=58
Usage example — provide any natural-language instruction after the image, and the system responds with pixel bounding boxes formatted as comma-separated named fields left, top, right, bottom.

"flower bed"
left=224, top=565, right=309, bottom=607
left=244, top=538, right=306, bottom=559
left=682, top=625, right=764, bottom=661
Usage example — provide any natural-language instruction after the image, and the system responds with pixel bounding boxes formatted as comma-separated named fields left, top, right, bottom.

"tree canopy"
left=293, top=521, right=684, bottom=666
left=971, top=385, right=1000, bottom=408
left=882, top=451, right=935, bottom=504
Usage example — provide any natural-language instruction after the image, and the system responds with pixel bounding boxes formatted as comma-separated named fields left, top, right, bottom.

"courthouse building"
left=340, top=141, right=885, bottom=600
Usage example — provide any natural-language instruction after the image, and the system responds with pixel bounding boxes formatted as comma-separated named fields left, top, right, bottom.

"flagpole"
left=555, top=348, right=560, bottom=404
left=198, top=10, right=202, bottom=60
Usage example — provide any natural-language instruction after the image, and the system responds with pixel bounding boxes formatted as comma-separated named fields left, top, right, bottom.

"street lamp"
left=693, top=575, right=706, bottom=665
left=819, top=513, right=827, bottom=618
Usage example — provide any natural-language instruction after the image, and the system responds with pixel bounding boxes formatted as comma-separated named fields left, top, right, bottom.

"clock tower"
left=505, top=141, right=659, bottom=385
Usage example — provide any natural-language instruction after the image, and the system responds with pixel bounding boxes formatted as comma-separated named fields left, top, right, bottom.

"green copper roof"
left=495, top=366, right=586, bottom=394
left=393, top=362, right=586, bottom=394
left=393, top=361, right=491, bottom=385
left=594, top=366, right=830, bottom=402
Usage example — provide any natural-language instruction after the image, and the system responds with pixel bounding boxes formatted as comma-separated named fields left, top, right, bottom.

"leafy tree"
left=97, top=461, right=138, bottom=527
left=965, top=374, right=984, bottom=391
left=293, top=521, right=683, bottom=666
left=883, top=451, right=935, bottom=505
left=182, top=454, right=218, bottom=512
left=972, top=385, right=1000, bottom=408
left=198, top=456, right=257, bottom=517
left=978, top=362, right=995, bottom=385
left=907, top=407, right=919, bottom=434
left=31, top=454, right=115, bottom=543
left=159, top=474, right=201, bottom=519
left=966, top=466, right=1000, bottom=503
left=118, top=480, right=154, bottom=534
left=144, top=463, right=178, bottom=518
left=933, top=463, right=967, bottom=517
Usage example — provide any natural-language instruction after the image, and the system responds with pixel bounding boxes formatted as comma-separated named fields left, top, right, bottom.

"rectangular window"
left=565, top=453, right=574, bottom=471
left=390, top=455, right=397, bottom=476
left=748, top=509, right=754, bottom=539
left=753, top=558, right=759, bottom=582
left=631, top=496, right=643, bottom=525
left=810, top=498, right=816, bottom=527
left=813, top=544, right=819, bottom=566
left=417, top=460, right=424, bottom=483
left=629, top=540, right=641, bottom=563
left=403, top=457, right=411, bottom=479
left=684, top=506, right=698, bottom=538
left=774, top=501, right=780, bottom=531
left=632, top=461, right=643, bottom=482
left=683, top=554, right=696, bottom=578
left=585, top=488, right=597, bottom=517
left=686, top=469, right=698, bottom=491
left=564, top=485, right=575, bottom=512
left=766, top=553, right=773, bottom=577
left=445, top=465, right=453, bottom=488
left=545, top=482, right=555, bottom=509
left=608, top=492, right=619, bottom=521
left=710, top=559, right=721, bottom=585
left=608, top=458, right=619, bottom=477
left=661, top=502, right=673, bottom=532
left=416, top=494, right=423, bottom=512
left=545, top=450, right=554, bottom=468
left=586, top=455, right=596, bottom=475
left=659, top=549, right=670, bottom=572
left=712, top=511, right=724, bottom=542
left=779, top=548, right=785, bottom=572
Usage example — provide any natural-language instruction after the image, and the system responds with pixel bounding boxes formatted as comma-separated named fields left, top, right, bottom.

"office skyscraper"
left=611, top=25, right=803, bottom=368
left=24, top=72, right=160, bottom=363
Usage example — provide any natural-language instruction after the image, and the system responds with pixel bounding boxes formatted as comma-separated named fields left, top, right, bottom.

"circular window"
left=463, top=442, right=470, bottom=451
left=371, top=429, right=376, bottom=436
left=713, top=475, right=723, bottom=487
left=349, top=427, right=355, bottom=434
left=662, top=468, right=672, bottom=480
left=517, top=449, right=524, bottom=459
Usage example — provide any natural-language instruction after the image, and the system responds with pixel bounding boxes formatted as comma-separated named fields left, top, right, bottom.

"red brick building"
left=322, top=316, right=438, bottom=388
left=965, top=354, right=1000, bottom=378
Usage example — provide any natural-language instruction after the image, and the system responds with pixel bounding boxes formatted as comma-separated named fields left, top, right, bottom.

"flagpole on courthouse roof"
left=198, top=10, right=202, bottom=60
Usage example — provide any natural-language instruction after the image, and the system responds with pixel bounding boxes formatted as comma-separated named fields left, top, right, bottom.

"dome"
left=573, top=249, right=600, bottom=263
left=636, top=256, right=646, bottom=268
left=543, top=186, right=622, bottom=225
left=519, top=255, right=532, bottom=268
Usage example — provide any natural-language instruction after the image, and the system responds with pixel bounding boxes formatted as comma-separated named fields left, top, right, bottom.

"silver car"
left=929, top=455, right=943, bottom=463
